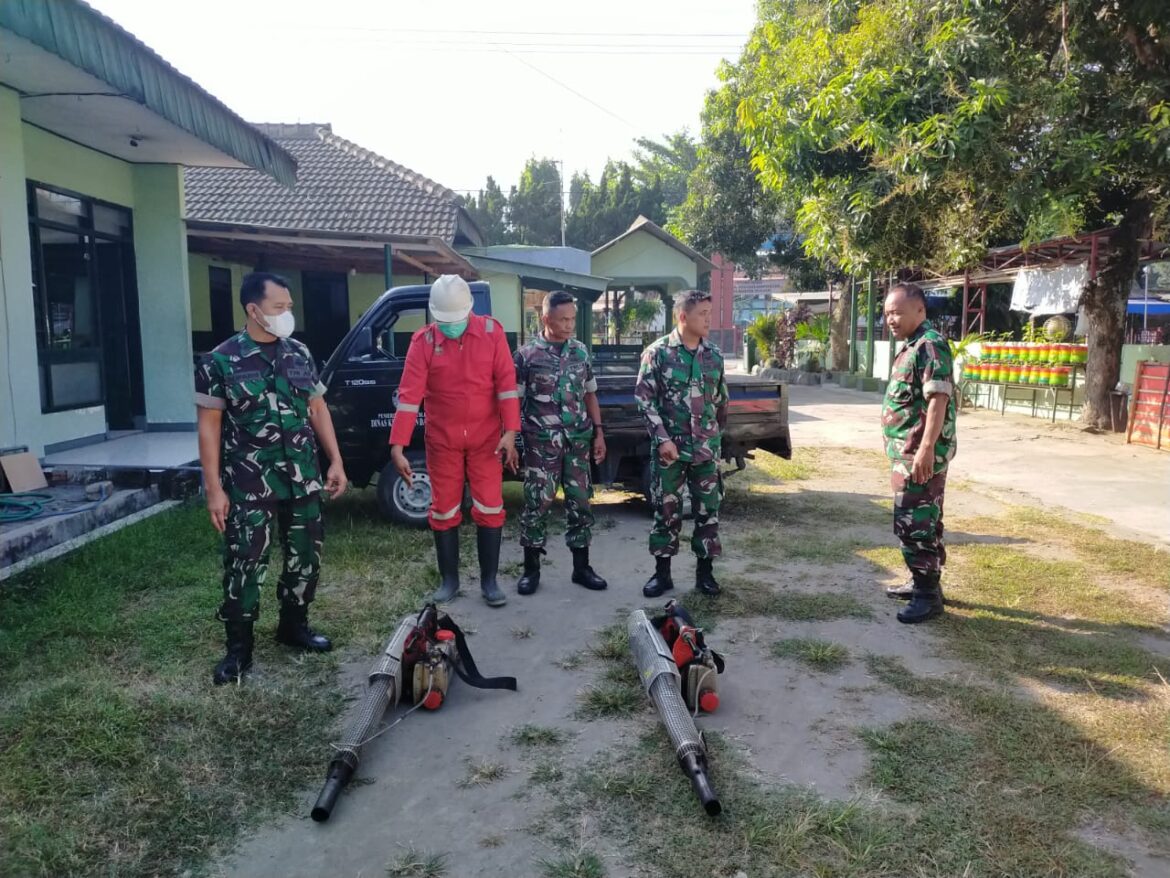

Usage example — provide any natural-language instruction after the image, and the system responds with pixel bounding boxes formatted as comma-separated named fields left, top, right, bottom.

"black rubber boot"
left=275, top=603, right=332, bottom=652
left=695, top=557, right=721, bottom=596
left=642, top=556, right=674, bottom=598
left=571, top=546, right=608, bottom=591
left=431, top=527, right=461, bottom=603
left=517, top=546, right=542, bottom=596
left=897, top=571, right=944, bottom=624
left=213, top=620, right=254, bottom=685
left=477, top=526, right=507, bottom=607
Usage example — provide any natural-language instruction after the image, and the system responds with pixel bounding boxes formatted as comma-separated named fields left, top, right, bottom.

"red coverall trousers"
left=389, top=313, right=521, bottom=531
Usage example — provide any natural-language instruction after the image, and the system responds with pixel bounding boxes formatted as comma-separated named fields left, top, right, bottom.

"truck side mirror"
left=349, top=326, right=374, bottom=361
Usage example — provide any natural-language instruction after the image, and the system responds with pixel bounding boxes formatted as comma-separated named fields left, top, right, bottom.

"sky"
left=87, top=0, right=758, bottom=196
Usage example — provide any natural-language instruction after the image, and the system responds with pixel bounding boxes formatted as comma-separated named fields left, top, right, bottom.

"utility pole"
left=557, top=159, right=566, bottom=247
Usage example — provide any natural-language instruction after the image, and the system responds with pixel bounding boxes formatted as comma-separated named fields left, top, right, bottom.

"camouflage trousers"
left=218, top=495, right=324, bottom=622
left=650, top=456, right=722, bottom=559
left=890, top=468, right=947, bottom=574
left=520, top=432, right=594, bottom=549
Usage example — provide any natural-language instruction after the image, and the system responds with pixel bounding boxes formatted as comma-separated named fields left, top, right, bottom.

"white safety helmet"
left=429, top=274, right=473, bottom=323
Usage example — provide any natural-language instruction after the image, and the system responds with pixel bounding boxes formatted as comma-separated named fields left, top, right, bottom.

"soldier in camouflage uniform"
left=635, top=289, right=729, bottom=598
left=195, top=272, right=348, bottom=684
left=513, top=291, right=608, bottom=595
left=880, top=282, right=957, bottom=624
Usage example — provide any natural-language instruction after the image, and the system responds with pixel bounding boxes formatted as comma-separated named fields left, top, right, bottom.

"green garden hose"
left=0, top=492, right=105, bottom=524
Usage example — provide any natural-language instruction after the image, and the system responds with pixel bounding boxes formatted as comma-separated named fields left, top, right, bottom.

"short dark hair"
left=674, top=289, right=711, bottom=315
left=888, top=282, right=927, bottom=307
left=240, top=272, right=290, bottom=309
left=543, top=290, right=577, bottom=315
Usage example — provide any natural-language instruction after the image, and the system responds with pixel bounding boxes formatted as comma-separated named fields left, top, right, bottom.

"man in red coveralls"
left=389, top=275, right=521, bottom=607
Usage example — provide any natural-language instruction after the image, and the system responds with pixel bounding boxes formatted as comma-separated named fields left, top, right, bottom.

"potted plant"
left=795, top=314, right=831, bottom=372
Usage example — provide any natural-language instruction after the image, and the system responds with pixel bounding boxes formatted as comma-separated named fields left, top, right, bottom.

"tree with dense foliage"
left=457, top=176, right=513, bottom=245
left=508, top=158, right=564, bottom=246
left=731, top=0, right=1169, bottom=427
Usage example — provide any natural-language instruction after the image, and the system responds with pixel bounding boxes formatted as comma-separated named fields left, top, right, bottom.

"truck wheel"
left=376, top=455, right=432, bottom=528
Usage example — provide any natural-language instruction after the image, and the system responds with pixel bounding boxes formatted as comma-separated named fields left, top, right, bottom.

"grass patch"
left=531, top=758, right=565, bottom=785
left=479, top=835, right=504, bottom=848
left=678, top=578, right=871, bottom=625
left=512, top=626, right=534, bottom=640
left=540, top=851, right=606, bottom=878
left=565, top=729, right=904, bottom=877
left=511, top=724, right=567, bottom=748
left=771, top=638, right=851, bottom=672
left=460, top=758, right=510, bottom=788
left=576, top=682, right=644, bottom=719
left=385, top=848, right=448, bottom=878
left=957, top=506, right=1170, bottom=593
left=555, top=653, right=586, bottom=671
left=0, top=492, right=433, bottom=878
left=861, top=655, right=1169, bottom=876
left=588, top=623, right=629, bottom=662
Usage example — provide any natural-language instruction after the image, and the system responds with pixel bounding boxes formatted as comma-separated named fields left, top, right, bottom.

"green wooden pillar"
left=848, top=275, right=859, bottom=373
left=865, top=274, right=876, bottom=378
left=576, top=292, right=593, bottom=350
left=383, top=244, right=393, bottom=291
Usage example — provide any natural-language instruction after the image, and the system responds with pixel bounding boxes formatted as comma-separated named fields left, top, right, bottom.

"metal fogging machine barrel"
left=627, top=608, right=722, bottom=815
left=311, top=604, right=516, bottom=822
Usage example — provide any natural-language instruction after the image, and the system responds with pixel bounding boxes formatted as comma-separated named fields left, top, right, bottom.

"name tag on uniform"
left=230, top=369, right=264, bottom=382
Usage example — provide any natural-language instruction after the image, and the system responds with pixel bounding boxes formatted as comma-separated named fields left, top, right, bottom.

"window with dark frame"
left=26, top=182, right=134, bottom=414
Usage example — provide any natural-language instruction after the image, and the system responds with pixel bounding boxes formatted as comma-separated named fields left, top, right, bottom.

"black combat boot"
left=643, top=555, right=674, bottom=598
left=275, top=603, right=333, bottom=652
left=695, top=557, right=721, bottom=596
left=432, top=527, right=461, bottom=603
left=213, top=620, right=254, bottom=685
left=897, top=571, right=944, bottom=624
left=477, top=526, right=507, bottom=607
left=571, top=546, right=608, bottom=591
left=517, top=546, right=542, bottom=596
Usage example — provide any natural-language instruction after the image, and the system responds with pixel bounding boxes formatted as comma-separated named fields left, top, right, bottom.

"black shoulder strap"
left=439, top=615, right=518, bottom=691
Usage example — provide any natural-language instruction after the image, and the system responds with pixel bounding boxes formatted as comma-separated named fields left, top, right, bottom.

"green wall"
left=591, top=231, right=697, bottom=293
left=0, top=91, right=143, bottom=453
left=186, top=257, right=423, bottom=332
left=1121, top=344, right=1170, bottom=387
left=22, top=124, right=135, bottom=208
left=480, top=271, right=522, bottom=334
left=133, top=164, right=193, bottom=426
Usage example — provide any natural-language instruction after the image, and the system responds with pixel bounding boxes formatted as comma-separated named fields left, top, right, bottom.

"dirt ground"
left=210, top=385, right=1169, bottom=878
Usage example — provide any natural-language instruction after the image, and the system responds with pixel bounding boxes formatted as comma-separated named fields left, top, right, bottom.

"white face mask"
left=256, top=309, right=295, bottom=339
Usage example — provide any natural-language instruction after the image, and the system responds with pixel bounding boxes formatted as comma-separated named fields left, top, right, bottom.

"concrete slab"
left=0, top=486, right=161, bottom=574
left=43, top=432, right=198, bottom=469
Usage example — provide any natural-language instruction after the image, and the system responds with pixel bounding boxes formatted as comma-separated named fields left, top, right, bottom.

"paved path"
left=788, top=383, right=1170, bottom=546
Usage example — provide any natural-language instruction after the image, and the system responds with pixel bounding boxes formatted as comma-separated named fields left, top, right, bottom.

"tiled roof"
left=184, top=124, right=463, bottom=240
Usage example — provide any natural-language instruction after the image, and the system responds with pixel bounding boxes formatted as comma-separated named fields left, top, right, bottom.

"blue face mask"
left=438, top=319, right=468, bottom=339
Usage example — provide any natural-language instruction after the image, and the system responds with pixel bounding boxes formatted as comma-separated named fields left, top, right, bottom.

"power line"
left=505, top=51, right=638, bottom=129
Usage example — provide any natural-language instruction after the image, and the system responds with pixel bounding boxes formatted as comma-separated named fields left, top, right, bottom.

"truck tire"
left=376, top=454, right=432, bottom=528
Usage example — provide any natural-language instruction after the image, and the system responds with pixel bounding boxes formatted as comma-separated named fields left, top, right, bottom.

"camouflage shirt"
left=514, top=334, right=598, bottom=441
left=881, top=320, right=957, bottom=473
left=635, top=329, right=729, bottom=464
left=194, top=331, right=326, bottom=502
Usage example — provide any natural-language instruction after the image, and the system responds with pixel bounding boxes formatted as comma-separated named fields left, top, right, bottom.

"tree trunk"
left=830, top=283, right=851, bottom=371
left=1079, top=197, right=1149, bottom=428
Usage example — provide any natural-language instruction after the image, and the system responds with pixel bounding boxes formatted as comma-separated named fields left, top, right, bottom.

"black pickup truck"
left=320, top=283, right=792, bottom=526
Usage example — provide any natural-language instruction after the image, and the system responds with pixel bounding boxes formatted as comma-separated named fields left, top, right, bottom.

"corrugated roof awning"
left=464, top=253, right=610, bottom=301
left=1, top=0, right=295, bottom=185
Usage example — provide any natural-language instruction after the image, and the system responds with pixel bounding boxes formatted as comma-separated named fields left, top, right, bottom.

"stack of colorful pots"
left=963, top=341, right=1085, bottom=386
